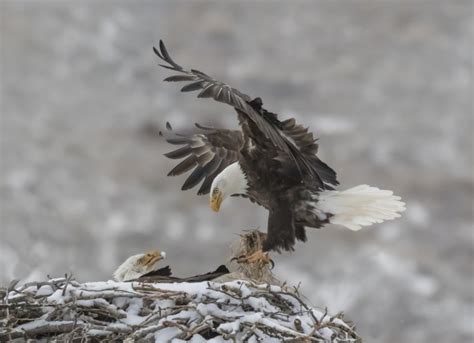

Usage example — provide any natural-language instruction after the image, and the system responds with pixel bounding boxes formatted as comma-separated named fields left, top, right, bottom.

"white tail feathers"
left=317, top=184, right=406, bottom=231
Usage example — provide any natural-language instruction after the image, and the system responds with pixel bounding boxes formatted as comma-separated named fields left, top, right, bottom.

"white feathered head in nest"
left=113, top=250, right=166, bottom=282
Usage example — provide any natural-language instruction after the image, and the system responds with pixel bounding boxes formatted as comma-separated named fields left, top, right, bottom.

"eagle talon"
left=230, top=255, right=245, bottom=263
left=233, top=249, right=272, bottom=266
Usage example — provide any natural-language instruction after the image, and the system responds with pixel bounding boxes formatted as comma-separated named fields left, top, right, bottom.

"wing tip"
left=159, top=39, right=166, bottom=52
left=153, top=45, right=161, bottom=58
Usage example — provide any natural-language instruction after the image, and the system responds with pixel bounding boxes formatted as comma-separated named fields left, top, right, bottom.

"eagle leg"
left=233, top=249, right=274, bottom=268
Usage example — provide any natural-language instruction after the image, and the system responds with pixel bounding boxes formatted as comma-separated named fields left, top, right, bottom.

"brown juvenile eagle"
left=154, top=41, right=405, bottom=264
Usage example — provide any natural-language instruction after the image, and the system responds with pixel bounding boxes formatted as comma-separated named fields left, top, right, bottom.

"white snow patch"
left=217, top=320, right=241, bottom=334
left=88, top=329, right=110, bottom=336
left=320, top=327, right=334, bottom=340
left=36, top=285, right=54, bottom=296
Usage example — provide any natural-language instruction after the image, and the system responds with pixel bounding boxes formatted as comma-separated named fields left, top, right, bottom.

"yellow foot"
left=233, top=249, right=274, bottom=267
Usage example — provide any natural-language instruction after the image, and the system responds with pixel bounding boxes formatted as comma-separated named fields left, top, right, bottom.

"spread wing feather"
left=280, top=118, right=338, bottom=187
left=161, top=123, right=243, bottom=195
left=154, top=40, right=327, bottom=184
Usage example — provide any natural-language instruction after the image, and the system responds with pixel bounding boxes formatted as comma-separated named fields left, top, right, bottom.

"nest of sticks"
left=1, top=275, right=360, bottom=342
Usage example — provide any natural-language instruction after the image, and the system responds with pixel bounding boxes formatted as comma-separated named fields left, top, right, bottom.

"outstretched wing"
left=162, top=122, right=243, bottom=195
left=154, top=40, right=325, bottom=184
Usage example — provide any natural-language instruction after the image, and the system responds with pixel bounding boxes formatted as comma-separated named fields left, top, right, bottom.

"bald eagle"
left=113, top=250, right=230, bottom=282
left=154, top=41, right=405, bottom=263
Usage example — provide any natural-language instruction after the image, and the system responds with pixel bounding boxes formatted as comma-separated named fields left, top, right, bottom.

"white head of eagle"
left=113, top=250, right=166, bottom=282
left=210, top=162, right=248, bottom=212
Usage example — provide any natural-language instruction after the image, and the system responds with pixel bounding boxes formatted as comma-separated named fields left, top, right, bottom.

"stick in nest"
left=217, top=229, right=281, bottom=285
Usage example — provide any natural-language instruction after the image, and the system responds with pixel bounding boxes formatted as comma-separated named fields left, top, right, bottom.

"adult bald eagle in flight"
left=154, top=41, right=405, bottom=264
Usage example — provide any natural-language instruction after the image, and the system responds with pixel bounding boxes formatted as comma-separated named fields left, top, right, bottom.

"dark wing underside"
left=136, top=265, right=230, bottom=283
left=154, top=40, right=331, bottom=186
left=280, top=118, right=338, bottom=188
left=139, top=265, right=172, bottom=278
left=162, top=122, right=243, bottom=195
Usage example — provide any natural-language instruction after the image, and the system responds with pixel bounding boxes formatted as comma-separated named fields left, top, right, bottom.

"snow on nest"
left=1, top=276, right=360, bottom=342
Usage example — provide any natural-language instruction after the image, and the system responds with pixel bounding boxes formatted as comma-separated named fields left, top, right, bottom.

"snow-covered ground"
left=1, top=1, right=473, bottom=342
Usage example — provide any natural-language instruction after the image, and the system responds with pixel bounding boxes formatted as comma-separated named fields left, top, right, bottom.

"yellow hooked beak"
left=140, top=250, right=166, bottom=268
left=210, top=192, right=223, bottom=212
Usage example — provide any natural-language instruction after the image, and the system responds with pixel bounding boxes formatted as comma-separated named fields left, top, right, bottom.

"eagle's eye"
left=212, top=188, right=219, bottom=195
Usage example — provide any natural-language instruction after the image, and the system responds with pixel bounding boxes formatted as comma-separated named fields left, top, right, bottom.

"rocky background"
left=1, top=1, right=472, bottom=342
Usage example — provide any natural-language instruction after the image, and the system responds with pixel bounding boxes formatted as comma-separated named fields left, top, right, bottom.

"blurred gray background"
left=1, top=1, right=473, bottom=342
